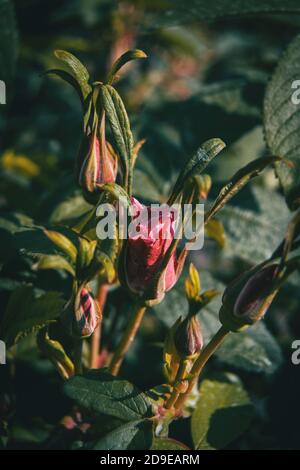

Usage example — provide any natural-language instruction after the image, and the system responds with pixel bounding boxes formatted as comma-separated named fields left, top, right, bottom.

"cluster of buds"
left=163, top=264, right=217, bottom=384
left=48, top=49, right=147, bottom=204
left=162, top=262, right=285, bottom=412
left=39, top=48, right=300, bottom=397
left=47, top=50, right=226, bottom=310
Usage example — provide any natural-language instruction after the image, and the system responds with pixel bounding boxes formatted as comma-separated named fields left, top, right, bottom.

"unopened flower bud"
left=220, top=263, right=279, bottom=332
left=174, top=315, right=203, bottom=358
left=62, top=285, right=101, bottom=338
left=77, top=118, right=117, bottom=203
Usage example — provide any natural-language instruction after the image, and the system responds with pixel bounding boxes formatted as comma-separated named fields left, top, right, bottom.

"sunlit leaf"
left=191, top=375, right=254, bottom=450
left=1, top=286, right=65, bottom=347
left=101, top=85, right=134, bottom=186
left=151, top=438, right=190, bottom=450
left=54, top=49, right=92, bottom=100
left=108, top=49, right=147, bottom=84
left=91, top=419, right=153, bottom=450
left=169, top=138, right=225, bottom=204
left=34, top=254, right=75, bottom=276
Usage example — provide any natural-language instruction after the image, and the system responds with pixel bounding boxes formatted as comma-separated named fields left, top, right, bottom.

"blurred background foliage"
left=0, top=0, right=300, bottom=450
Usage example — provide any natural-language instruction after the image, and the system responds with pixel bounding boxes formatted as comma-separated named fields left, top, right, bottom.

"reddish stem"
left=90, top=283, right=108, bottom=369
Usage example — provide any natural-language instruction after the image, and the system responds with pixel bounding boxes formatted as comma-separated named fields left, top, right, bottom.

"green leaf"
left=218, top=186, right=290, bottom=263
left=101, top=183, right=131, bottom=208
left=54, top=49, right=92, bottom=101
left=34, top=254, right=75, bottom=277
left=44, top=230, right=77, bottom=263
left=206, top=156, right=281, bottom=222
left=1, top=286, right=65, bottom=347
left=0, top=0, right=18, bottom=84
left=92, top=419, right=153, bottom=450
left=101, top=85, right=134, bottom=176
left=64, top=369, right=153, bottom=421
left=108, top=49, right=147, bottom=84
left=218, top=322, right=283, bottom=374
left=151, top=438, right=190, bottom=450
left=191, top=375, right=254, bottom=450
left=264, top=34, right=300, bottom=210
left=169, top=138, right=225, bottom=203
left=50, top=193, right=92, bottom=225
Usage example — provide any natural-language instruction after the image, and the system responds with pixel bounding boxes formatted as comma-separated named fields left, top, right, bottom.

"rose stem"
left=74, top=340, right=83, bottom=375
left=165, top=359, right=188, bottom=410
left=109, top=303, right=146, bottom=376
left=90, top=283, right=108, bottom=369
left=174, top=326, right=229, bottom=409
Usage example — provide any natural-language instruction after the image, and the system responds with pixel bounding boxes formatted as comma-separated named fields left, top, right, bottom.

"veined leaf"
left=218, top=186, right=290, bottom=264
left=91, top=419, right=153, bottom=450
left=191, top=375, right=254, bottom=450
left=108, top=49, right=147, bottom=84
left=34, top=254, right=75, bottom=277
left=64, top=369, right=153, bottom=421
left=169, top=138, right=225, bottom=204
left=100, top=85, right=134, bottom=181
left=54, top=49, right=92, bottom=101
left=264, top=34, right=300, bottom=210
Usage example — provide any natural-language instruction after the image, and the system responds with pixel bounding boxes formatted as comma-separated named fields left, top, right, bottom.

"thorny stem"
left=174, top=326, right=229, bottom=410
left=109, top=303, right=146, bottom=376
left=90, top=283, right=108, bottom=369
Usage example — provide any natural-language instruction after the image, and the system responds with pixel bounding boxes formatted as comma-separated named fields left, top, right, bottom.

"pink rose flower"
left=125, top=197, right=178, bottom=294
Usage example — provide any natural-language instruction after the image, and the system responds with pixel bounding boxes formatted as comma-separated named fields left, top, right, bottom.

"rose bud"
left=76, top=116, right=118, bottom=203
left=174, top=315, right=203, bottom=358
left=120, top=197, right=180, bottom=305
left=219, top=263, right=279, bottom=332
left=62, top=285, right=101, bottom=338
